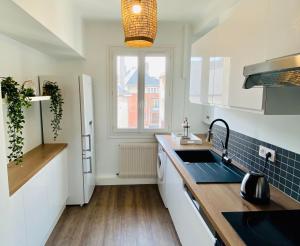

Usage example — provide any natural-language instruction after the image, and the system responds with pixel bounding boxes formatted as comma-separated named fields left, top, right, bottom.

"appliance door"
left=157, top=145, right=167, bottom=207
left=79, top=74, right=96, bottom=204
left=157, top=152, right=165, bottom=181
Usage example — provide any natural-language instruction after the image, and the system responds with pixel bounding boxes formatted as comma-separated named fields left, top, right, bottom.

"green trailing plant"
left=20, top=86, right=35, bottom=97
left=43, top=81, right=64, bottom=140
left=21, top=80, right=36, bottom=97
left=1, top=77, right=32, bottom=164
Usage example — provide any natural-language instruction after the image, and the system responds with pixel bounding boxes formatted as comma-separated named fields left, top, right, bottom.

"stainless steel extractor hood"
left=243, top=54, right=300, bottom=89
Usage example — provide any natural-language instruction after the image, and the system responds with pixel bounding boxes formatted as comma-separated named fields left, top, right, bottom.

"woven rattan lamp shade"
left=121, top=0, right=157, bottom=47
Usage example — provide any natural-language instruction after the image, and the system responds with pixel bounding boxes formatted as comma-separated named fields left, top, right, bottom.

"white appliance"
left=38, top=74, right=96, bottom=205
left=79, top=74, right=96, bottom=204
left=157, top=144, right=167, bottom=207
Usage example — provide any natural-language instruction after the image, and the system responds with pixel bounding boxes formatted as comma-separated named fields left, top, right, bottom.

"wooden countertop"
left=7, top=143, right=67, bottom=196
left=156, top=135, right=300, bottom=246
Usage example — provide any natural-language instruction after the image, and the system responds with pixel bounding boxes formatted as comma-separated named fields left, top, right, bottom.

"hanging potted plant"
left=20, top=80, right=36, bottom=97
left=43, top=81, right=64, bottom=140
left=1, top=77, right=32, bottom=164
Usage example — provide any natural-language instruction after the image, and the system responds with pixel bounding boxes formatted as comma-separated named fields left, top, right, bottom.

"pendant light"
left=121, top=0, right=157, bottom=47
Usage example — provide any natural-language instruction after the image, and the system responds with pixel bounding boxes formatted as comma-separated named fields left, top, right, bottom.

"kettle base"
left=240, top=192, right=270, bottom=205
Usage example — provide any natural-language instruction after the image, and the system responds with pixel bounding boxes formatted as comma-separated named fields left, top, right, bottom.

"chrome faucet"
left=207, top=119, right=231, bottom=164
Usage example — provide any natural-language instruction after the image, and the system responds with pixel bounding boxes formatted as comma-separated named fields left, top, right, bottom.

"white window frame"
left=108, top=47, right=173, bottom=137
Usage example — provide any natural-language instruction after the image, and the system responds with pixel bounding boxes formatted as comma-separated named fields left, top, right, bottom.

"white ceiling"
left=75, top=0, right=239, bottom=24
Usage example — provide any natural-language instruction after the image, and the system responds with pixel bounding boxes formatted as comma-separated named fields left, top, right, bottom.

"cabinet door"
left=23, top=166, right=51, bottom=246
left=47, top=150, right=67, bottom=228
left=190, top=28, right=219, bottom=104
left=266, top=0, right=300, bottom=59
left=218, top=0, right=268, bottom=110
left=10, top=189, right=27, bottom=246
left=61, top=149, right=68, bottom=203
left=208, top=56, right=230, bottom=106
left=166, top=158, right=215, bottom=246
left=165, top=156, right=173, bottom=209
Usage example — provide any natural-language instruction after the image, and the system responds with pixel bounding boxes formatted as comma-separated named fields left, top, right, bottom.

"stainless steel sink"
left=174, top=150, right=244, bottom=184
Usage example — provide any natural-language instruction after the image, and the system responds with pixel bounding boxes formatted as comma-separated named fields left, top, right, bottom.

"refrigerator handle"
left=83, top=156, right=92, bottom=174
left=82, top=134, right=91, bottom=151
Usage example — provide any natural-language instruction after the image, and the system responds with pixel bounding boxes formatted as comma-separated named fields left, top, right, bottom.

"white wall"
left=82, top=21, right=204, bottom=184
left=213, top=107, right=300, bottom=154
left=0, top=33, right=58, bottom=161
left=11, top=0, right=83, bottom=56
left=0, top=32, right=70, bottom=243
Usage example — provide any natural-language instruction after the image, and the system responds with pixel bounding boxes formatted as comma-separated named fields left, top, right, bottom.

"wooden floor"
left=46, top=185, right=181, bottom=246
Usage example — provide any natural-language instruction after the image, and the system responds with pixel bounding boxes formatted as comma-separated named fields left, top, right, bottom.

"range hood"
left=243, top=54, right=300, bottom=89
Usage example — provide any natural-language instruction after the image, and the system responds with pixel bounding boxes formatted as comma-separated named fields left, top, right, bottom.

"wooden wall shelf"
left=7, top=143, right=67, bottom=196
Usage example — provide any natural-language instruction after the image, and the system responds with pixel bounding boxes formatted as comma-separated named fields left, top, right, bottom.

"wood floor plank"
left=46, top=185, right=181, bottom=246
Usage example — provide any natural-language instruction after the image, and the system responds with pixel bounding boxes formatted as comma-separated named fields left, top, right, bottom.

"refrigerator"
left=39, top=74, right=96, bottom=205
left=79, top=74, right=96, bottom=204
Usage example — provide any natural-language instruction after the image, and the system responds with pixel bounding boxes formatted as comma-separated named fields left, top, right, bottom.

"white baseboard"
left=96, top=175, right=157, bottom=186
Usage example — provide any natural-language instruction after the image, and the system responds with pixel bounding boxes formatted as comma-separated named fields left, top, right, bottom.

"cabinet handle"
left=82, top=134, right=91, bottom=151
left=83, top=156, right=92, bottom=174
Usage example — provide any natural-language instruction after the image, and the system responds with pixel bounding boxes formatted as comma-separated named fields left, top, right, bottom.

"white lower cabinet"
left=165, top=157, right=216, bottom=246
left=23, top=163, right=51, bottom=246
left=10, top=188, right=27, bottom=245
left=10, top=148, right=68, bottom=246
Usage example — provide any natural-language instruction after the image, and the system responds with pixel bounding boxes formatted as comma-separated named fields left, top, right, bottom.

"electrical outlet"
left=259, top=145, right=276, bottom=162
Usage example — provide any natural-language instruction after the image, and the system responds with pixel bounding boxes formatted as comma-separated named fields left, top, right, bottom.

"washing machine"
left=157, top=144, right=168, bottom=208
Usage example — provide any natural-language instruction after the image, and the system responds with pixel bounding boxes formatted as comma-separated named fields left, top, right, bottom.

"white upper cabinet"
left=208, top=56, right=230, bottom=106
left=190, top=28, right=217, bottom=105
left=190, top=27, right=229, bottom=106
left=218, top=0, right=268, bottom=111
left=190, top=0, right=262, bottom=109
left=190, top=0, right=300, bottom=113
left=266, top=0, right=300, bottom=60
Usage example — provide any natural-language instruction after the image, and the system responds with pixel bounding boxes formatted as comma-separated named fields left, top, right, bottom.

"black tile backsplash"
left=212, top=125, right=300, bottom=202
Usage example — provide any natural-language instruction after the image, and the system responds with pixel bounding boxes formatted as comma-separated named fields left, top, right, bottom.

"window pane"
left=117, top=56, right=138, bottom=129
left=144, top=56, right=166, bottom=129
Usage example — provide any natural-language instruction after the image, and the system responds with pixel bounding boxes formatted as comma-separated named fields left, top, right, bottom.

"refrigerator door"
left=79, top=74, right=96, bottom=204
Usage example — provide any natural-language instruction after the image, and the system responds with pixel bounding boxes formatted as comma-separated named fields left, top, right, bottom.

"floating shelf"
left=2, top=96, right=50, bottom=104
left=29, top=96, right=50, bottom=102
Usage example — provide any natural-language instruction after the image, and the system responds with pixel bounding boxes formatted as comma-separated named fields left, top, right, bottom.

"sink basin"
left=174, top=150, right=244, bottom=184
left=175, top=150, right=217, bottom=163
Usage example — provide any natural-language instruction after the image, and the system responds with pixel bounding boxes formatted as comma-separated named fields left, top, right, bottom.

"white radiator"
left=118, top=143, right=158, bottom=178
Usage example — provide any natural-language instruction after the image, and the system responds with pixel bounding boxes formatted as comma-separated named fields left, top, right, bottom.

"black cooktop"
left=222, top=210, right=300, bottom=246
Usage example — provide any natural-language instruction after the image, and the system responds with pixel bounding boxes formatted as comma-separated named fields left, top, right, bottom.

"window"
left=117, top=56, right=138, bottom=129
left=153, top=98, right=160, bottom=109
left=110, top=48, right=172, bottom=134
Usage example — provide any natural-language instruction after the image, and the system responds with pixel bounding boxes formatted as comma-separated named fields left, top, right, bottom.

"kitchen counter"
left=7, top=143, right=68, bottom=196
left=156, top=134, right=300, bottom=246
